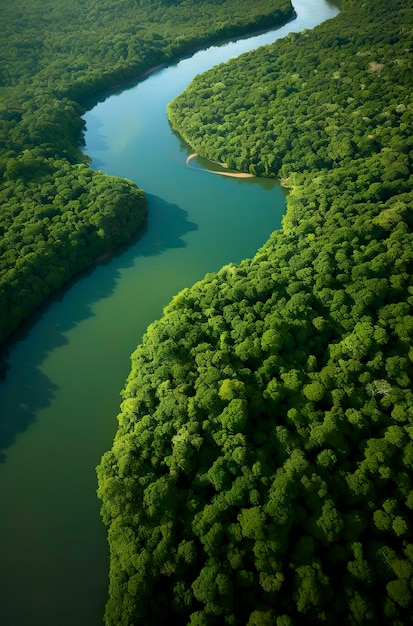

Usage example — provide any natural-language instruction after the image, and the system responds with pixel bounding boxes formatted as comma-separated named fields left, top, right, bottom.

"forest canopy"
left=97, top=0, right=413, bottom=623
left=0, top=0, right=293, bottom=343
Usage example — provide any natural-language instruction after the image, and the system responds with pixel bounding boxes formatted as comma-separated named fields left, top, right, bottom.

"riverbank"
left=0, top=2, right=341, bottom=625
left=100, top=0, right=413, bottom=622
left=186, top=152, right=254, bottom=178
left=0, top=0, right=295, bottom=348
left=0, top=10, right=296, bottom=625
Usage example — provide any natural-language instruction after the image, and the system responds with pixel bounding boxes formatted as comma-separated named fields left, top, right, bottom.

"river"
left=0, top=1, right=339, bottom=624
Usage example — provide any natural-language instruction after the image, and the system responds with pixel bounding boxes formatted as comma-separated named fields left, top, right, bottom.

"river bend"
left=0, top=1, right=339, bottom=623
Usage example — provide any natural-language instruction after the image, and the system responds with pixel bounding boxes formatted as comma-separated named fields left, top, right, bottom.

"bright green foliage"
left=0, top=0, right=293, bottom=343
left=97, top=0, right=413, bottom=623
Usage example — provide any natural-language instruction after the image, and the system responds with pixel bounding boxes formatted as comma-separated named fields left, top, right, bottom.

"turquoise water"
left=0, top=1, right=340, bottom=624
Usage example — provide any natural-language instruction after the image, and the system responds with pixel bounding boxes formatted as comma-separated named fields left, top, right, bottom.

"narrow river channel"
left=0, top=1, right=339, bottom=624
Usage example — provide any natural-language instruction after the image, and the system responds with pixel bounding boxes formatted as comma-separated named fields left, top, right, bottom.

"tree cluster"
left=98, top=0, right=413, bottom=623
left=168, top=0, right=412, bottom=181
left=0, top=158, right=146, bottom=340
left=0, top=0, right=293, bottom=343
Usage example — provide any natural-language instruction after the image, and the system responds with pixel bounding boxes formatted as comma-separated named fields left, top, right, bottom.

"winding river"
left=0, top=1, right=339, bottom=624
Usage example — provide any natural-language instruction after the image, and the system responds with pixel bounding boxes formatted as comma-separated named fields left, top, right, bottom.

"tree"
left=247, top=609, right=276, bottom=625
left=311, top=499, right=342, bottom=544
left=303, top=381, right=325, bottom=402
left=238, top=507, right=267, bottom=541
left=366, top=379, right=392, bottom=397
left=192, top=560, right=233, bottom=615
left=293, top=563, right=330, bottom=616
left=218, top=399, right=248, bottom=433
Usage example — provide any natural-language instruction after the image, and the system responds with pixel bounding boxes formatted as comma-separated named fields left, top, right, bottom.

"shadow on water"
left=0, top=195, right=197, bottom=462
left=82, top=112, right=109, bottom=154
left=144, top=193, right=198, bottom=255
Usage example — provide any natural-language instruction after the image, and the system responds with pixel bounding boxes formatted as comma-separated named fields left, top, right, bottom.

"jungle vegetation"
left=0, top=0, right=293, bottom=343
left=97, top=0, right=413, bottom=623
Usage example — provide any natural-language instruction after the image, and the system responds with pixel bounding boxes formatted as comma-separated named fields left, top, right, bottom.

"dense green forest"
left=0, top=0, right=293, bottom=343
left=97, top=0, right=413, bottom=623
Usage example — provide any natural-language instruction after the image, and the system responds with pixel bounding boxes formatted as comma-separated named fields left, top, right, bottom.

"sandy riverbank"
left=186, top=153, right=254, bottom=178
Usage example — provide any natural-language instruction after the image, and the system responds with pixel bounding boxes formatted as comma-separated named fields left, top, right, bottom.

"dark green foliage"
left=0, top=0, right=293, bottom=343
left=97, top=0, right=413, bottom=623
left=0, top=160, right=146, bottom=341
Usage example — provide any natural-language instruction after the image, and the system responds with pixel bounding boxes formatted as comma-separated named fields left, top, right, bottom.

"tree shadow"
left=0, top=195, right=197, bottom=461
left=82, top=112, right=109, bottom=153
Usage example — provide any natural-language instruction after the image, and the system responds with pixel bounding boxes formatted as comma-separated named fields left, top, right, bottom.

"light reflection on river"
left=0, top=1, right=339, bottom=624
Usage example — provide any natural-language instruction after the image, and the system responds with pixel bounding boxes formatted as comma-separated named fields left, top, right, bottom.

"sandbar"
left=186, top=152, right=254, bottom=178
